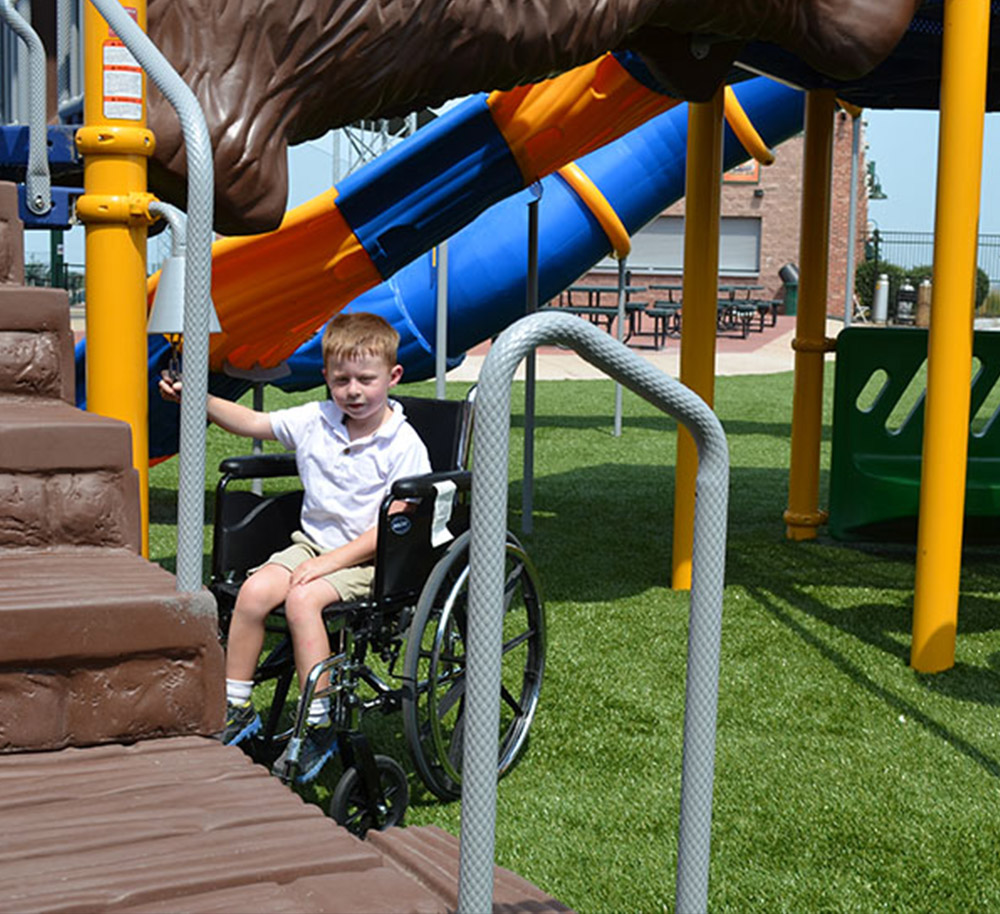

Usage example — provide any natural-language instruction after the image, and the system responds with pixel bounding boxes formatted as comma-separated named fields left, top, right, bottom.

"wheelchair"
left=208, top=390, right=546, bottom=835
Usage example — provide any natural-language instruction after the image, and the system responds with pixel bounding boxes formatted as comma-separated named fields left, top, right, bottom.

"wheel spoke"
left=501, top=626, right=534, bottom=654
left=500, top=682, right=523, bottom=716
left=447, top=709, right=465, bottom=769
left=502, top=562, right=524, bottom=612
left=436, top=675, right=465, bottom=720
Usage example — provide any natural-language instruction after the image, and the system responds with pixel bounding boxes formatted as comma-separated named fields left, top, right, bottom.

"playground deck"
left=0, top=736, right=570, bottom=913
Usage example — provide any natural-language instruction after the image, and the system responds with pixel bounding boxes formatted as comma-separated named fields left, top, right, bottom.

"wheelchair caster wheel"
left=329, top=755, right=409, bottom=836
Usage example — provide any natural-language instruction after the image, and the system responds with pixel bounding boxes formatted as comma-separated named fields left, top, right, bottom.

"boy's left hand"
left=158, top=371, right=183, bottom=403
left=290, top=558, right=326, bottom=588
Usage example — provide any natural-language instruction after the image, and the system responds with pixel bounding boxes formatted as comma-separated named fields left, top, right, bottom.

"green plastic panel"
left=829, top=326, right=1000, bottom=542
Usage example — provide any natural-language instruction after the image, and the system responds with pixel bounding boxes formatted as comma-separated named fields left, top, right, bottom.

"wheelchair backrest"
left=393, top=393, right=473, bottom=473
left=212, top=485, right=304, bottom=583
left=370, top=391, right=473, bottom=599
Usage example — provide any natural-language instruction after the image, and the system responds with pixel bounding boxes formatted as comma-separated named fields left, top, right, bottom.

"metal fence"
left=24, top=261, right=85, bottom=305
left=870, top=229, right=1000, bottom=287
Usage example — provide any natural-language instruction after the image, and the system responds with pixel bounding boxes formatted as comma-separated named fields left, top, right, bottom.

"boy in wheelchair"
left=159, top=312, right=430, bottom=782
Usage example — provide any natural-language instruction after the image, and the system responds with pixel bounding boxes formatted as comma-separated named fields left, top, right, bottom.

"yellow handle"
left=557, top=162, right=631, bottom=259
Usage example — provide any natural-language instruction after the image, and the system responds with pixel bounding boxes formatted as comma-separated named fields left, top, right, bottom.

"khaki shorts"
left=259, top=531, right=375, bottom=602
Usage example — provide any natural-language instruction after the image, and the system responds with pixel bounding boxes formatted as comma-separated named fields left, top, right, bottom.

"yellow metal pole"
left=672, top=89, right=724, bottom=590
left=78, top=0, right=155, bottom=556
left=911, top=0, right=989, bottom=673
left=784, top=91, right=836, bottom=541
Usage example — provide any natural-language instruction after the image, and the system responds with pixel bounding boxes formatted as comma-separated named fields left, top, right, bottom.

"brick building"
left=588, top=109, right=868, bottom=319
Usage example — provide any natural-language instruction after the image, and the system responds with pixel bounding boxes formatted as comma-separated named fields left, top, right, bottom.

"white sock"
left=226, top=679, right=253, bottom=706
left=308, top=698, right=331, bottom=727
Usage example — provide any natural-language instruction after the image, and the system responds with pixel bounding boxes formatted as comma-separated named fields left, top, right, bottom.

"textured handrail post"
left=522, top=192, right=540, bottom=535
left=88, top=0, right=214, bottom=592
left=459, top=311, right=729, bottom=914
left=1, top=0, right=51, bottom=214
left=614, top=254, right=626, bottom=436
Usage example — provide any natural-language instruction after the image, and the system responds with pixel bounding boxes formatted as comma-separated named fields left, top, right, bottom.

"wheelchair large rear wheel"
left=402, top=530, right=545, bottom=801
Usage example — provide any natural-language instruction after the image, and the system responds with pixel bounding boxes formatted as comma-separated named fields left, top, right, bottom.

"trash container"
left=779, top=263, right=799, bottom=316
left=895, top=281, right=917, bottom=324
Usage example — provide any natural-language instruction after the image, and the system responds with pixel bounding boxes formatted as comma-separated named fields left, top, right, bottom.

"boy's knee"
left=235, top=567, right=288, bottom=620
left=285, top=584, right=338, bottom=625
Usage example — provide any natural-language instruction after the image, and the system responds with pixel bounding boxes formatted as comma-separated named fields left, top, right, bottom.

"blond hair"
left=321, top=312, right=399, bottom=369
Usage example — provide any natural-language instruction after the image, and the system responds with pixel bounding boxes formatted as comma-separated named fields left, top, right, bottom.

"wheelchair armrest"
left=218, top=452, right=298, bottom=479
left=391, top=470, right=472, bottom=499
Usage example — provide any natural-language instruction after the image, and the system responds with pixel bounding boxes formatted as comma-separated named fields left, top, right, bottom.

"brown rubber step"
left=0, top=548, right=224, bottom=750
left=0, top=737, right=447, bottom=914
left=368, top=823, right=573, bottom=912
left=0, top=285, right=73, bottom=403
left=0, top=401, right=140, bottom=550
left=0, top=182, right=25, bottom=285
left=0, top=399, right=136, bottom=472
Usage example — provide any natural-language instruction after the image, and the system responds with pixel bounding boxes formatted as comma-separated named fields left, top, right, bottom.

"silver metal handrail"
left=458, top=311, right=729, bottom=914
left=0, top=0, right=51, bottom=214
left=86, top=0, right=214, bottom=593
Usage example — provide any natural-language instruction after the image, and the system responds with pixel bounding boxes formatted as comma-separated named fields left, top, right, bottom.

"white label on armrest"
left=431, top=480, right=458, bottom=547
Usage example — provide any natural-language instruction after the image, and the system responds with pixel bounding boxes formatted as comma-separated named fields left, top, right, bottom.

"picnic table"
left=646, top=282, right=779, bottom=341
left=548, top=283, right=648, bottom=340
left=718, top=284, right=765, bottom=337
left=645, top=283, right=684, bottom=348
left=719, top=285, right=783, bottom=334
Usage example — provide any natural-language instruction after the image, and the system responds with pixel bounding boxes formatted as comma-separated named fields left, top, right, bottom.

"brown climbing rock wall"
left=0, top=186, right=225, bottom=751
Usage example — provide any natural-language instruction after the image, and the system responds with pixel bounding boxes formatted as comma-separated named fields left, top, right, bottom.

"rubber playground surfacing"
left=148, top=361, right=1000, bottom=914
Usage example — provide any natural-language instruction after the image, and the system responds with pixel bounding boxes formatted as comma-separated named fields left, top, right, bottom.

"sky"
left=865, top=109, right=1000, bottom=235
left=24, top=108, right=1000, bottom=266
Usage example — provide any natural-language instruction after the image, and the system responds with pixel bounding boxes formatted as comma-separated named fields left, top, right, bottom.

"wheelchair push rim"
left=402, top=530, right=546, bottom=801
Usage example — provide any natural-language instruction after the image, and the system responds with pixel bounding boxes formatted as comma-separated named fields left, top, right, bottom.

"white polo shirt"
left=269, top=398, right=431, bottom=551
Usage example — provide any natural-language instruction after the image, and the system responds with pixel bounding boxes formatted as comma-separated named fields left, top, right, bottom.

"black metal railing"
left=868, top=229, right=1000, bottom=286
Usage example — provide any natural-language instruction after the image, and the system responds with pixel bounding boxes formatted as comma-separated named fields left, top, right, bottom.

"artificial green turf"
left=149, top=369, right=1000, bottom=913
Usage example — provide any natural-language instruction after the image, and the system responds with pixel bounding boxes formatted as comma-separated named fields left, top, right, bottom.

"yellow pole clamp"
left=781, top=508, right=830, bottom=528
left=557, top=162, right=631, bottom=259
left=791, top=336, right=838, bottom=353
left=76, top=124, right=155, bottom=156
left=75, top=191, right=158, bottom=225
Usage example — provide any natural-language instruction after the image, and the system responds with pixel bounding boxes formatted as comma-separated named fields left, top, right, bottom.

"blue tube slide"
left=116, top=76, right=802, bottom=458
left=279, top=76, right=805, bottom=389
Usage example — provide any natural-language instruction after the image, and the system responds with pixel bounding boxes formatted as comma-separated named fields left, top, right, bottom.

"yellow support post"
left=911, top=0, right=989, bottom=673
left=77, top=0, right=155, bottom=556
left=784, top=90, right=836, bottom=541
left=672, top=89, right=724, bottom=591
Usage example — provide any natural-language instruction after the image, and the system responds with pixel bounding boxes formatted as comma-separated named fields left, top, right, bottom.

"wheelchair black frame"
left=208, top=393, right=480, bottom=831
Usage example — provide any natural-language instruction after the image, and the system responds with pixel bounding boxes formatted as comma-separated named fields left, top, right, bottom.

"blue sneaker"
left=273, top=721, right=337, bottom=783
left=219, top=701, right=261, bottom=746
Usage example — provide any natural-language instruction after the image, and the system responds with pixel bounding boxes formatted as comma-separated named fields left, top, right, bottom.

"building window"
left=597, top=215, right=761, bottom=275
